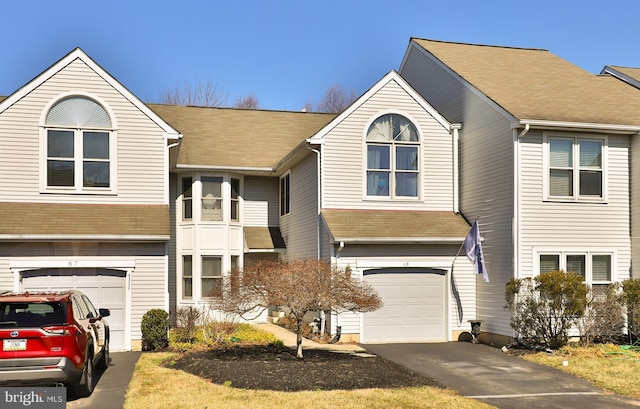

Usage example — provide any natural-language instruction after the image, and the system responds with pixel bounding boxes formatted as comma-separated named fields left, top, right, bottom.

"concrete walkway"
left=253, top=323, right=367, bottom=353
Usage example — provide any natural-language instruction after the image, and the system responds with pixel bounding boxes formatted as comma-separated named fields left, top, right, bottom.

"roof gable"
left=405, top=38, right=640, bottom=129
left=0, top=48, right=180, bottom=138
left=308, top=70, right=453, bottom=144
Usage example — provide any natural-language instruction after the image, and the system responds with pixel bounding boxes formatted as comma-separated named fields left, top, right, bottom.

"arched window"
left=366, top=114, right=419, bottom=197
left=44, top=97, right=113, bottom=191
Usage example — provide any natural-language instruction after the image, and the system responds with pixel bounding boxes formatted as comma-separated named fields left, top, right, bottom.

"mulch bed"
left=167, top=344, right=442, bottom=391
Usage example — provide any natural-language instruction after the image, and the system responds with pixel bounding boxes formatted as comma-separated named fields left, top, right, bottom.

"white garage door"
left=363, top=268, right=446, bottom=343
left=22, top=269, right=127, bottom=351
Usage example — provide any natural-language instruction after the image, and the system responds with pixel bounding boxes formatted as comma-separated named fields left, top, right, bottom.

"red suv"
left=0, top=291, right=110, bottom=396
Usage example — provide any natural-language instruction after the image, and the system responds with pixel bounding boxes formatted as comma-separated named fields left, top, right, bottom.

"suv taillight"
left=41, top=325, right=79, bottom=336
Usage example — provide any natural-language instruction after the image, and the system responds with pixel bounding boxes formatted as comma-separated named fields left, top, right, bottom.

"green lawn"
left=519, top=343, right=640, bottom=398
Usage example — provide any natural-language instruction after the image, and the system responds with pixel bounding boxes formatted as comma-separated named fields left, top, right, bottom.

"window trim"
left=543, top=133, right=607, bottom=203
left=363, top=112, right=421, bottom=200
left=40, top=94, right=117, bottom=195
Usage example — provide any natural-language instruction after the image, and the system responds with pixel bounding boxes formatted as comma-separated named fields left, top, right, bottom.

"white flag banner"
left=463, top=220, right=489, bottom=282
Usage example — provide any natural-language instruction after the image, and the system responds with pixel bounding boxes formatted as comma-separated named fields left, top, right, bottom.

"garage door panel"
left=363, top=269, right=446, bottom=343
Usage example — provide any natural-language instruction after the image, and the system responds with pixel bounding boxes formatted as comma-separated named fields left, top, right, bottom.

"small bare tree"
left=306, top=84, right=357, bottom=113
left=233, top=93, right=260, bottom=109
left=159, top=78, right=229, bottom=107
left=211, top=259, right=381, bottom=358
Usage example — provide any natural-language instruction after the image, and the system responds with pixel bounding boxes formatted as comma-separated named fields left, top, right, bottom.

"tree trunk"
left=296, top=319, right=304, bottom=358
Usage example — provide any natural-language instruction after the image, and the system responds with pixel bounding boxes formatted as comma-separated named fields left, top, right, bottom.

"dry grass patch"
left=519, top=344, right=640, bottom=398
left=124, top=352, right=494, bottom=409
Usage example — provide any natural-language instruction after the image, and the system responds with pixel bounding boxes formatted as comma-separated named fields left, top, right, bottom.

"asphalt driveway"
left=364, top=342, right=640, bottom=409
left=66, top=351, right=141, bottom=409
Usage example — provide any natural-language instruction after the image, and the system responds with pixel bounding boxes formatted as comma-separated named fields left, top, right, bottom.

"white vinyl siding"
left=321, top=79, right=454, bottom=211
left=520, top=131, right=630, bottom=282
left=279, top=155, right=318, bottom=259
left=243, top=176, right=279, bottom=227
left=401, top=45, right=516, bottom=337
left=0, top=58, right=167, bottom=205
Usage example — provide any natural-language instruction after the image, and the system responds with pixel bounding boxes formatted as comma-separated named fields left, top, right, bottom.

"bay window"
left=366, top=114, right=419, bottom=198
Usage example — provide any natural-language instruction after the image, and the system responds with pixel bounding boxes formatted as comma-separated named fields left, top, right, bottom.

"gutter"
left=511, top=120, right=640, bottom=134
left=0, top=235, right=171, bottom=242
left=333, top=237, right=467, bottom=244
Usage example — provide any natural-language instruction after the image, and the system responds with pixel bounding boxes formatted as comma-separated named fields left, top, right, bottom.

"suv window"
left=0, top=302, right=66, bottom=327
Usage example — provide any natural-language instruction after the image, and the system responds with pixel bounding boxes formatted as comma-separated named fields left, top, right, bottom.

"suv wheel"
left=72, top=350, right=95, bottom=397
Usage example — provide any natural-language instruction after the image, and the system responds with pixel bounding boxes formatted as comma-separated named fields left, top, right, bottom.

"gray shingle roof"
left=411, top=38, right=640, bottom=126
left=149, top=104, right=335, bottom=170
left=321, top=209, right=470, bottom=243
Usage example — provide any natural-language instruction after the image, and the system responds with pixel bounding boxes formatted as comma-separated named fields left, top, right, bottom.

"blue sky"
left=2, top=0, right=639, bottom=111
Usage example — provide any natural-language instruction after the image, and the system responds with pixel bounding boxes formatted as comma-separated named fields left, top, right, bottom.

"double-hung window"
left=182, top=255, right=193, bottom=299
left=201, top=177, right=223, bottom=221
left=366, top=114, right=419, bottom=198
left=182, top=177, right=193, bottom=220
left=202, top=256, right=223, bottom=298
left=280, top=173, right=290, bottom=216
left=231, top=178, right=240, bottom=221
left=548, top=136, right=604, bottom=200
left=44, top=96, right=114, bottom=193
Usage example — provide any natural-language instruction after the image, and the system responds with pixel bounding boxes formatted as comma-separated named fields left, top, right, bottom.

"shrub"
left=141, top=309, right=170, bottom=351
left=577, top=283, right=625, bottom=346
left=505, top=270, right=588, bottom=349
left=622, top=278, right=640, bottom=341
left=173, top=306, right=201, bottom=343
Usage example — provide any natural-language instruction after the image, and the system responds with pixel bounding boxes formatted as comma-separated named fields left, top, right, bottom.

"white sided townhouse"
left=2, top=39, right=640, bottom=349
left=400, top=38, right=640, bottom=343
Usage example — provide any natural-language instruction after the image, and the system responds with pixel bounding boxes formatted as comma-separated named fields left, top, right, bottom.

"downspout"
left=451, top=124, right=462, bottom=214
left=329, top=240, right=345, bottom=344
left=513, top=124, right=529, bottom=279
left=306, top=145, right=322, bottom=259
